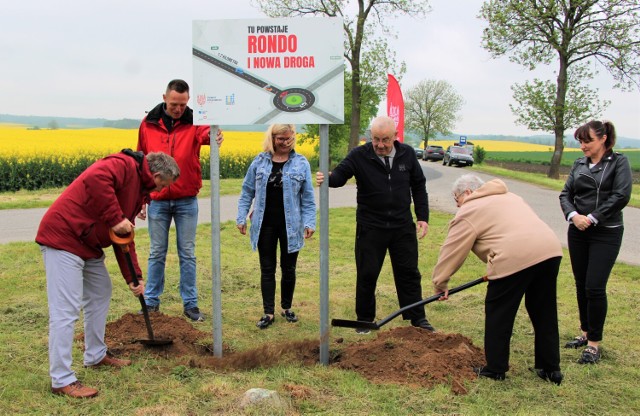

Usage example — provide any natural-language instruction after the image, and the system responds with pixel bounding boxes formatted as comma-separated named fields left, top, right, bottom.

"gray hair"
left=146, top=152, right=180, bottom=181
left=452, top=174, right=484, bottom=195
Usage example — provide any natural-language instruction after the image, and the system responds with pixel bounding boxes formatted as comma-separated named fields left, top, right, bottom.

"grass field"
left=484, top=150, right=640, bottom=170
left=1, top=208, right=639, bottom=414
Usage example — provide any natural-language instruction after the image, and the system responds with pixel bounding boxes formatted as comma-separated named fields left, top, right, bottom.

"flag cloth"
left=386, top=74, right=404, bottom=142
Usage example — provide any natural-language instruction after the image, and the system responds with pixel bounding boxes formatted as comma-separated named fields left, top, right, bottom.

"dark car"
left=443, top=145, right=474, bottom=167
left=413, top=147, right=424, bottom=159
left=423, top=145, right=444, bottom=161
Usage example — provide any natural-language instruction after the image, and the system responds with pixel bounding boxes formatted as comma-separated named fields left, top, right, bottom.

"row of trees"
left=253, top=0, right=639, bottom=178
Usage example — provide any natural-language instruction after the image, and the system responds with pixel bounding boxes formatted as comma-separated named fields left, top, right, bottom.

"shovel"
left=331, top=275, right=488, bottom=330
left=109, top=229, right=173, bottom=346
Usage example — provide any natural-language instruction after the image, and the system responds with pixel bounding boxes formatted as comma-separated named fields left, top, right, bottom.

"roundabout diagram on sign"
left=192, top=46, right=342, bottom=124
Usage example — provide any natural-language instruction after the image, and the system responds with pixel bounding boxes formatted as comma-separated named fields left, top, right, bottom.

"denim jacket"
left=236, top=150, right=316, bottom=253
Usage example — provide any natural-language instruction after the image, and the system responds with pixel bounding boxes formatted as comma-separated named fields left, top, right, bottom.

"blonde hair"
left=263, top=124, right=297, bottom=154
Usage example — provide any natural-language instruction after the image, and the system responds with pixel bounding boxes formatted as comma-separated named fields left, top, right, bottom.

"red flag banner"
left=386, top=74, right=404, bottom=142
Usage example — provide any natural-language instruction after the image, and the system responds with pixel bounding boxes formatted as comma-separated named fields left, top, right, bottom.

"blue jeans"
left=144, top=197, right=199, bottom=310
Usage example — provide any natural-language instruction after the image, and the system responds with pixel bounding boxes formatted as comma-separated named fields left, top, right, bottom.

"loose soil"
left=90, top=313, right=486, bottom=395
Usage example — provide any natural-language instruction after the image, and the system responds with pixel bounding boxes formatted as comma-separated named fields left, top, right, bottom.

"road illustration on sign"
left=192, top=47, right=343, bottom=124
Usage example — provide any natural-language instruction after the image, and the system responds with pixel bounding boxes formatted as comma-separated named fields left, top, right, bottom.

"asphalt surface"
left=1, top=161, right=638, bottom=266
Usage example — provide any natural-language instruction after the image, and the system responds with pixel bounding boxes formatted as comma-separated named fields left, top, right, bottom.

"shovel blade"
left=331, top=318, right=380, bottom=330
left=135, top=338, right=173, bottom=346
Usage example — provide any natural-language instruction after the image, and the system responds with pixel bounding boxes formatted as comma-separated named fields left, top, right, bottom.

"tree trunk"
left=548, top=58, right=569, bottom=179
left=349, top=74, right=362, bottom=149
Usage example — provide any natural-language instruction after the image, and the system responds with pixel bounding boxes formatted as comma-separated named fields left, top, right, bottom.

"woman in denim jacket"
left=559, top=120, right=632, bottom=364
left=237, top=124, right=316, bottom=329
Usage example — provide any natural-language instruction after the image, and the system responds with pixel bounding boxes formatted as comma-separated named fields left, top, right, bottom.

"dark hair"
left=574, top=120, right=617, bottom=151
left=166, top=79, right=190, bottom=95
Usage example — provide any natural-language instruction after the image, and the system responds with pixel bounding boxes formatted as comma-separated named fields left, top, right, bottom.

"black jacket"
left=328, top=141, right=429, bottom=228
left=560, top=151, right=632, bottom=227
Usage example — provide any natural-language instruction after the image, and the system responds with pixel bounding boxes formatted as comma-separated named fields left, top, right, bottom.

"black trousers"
left=567, top=225, right=623, bottom=342
left=354, top=222, right=426, bottom=322
left=257, top=225, right=299, bottom=315
left=484, top=256, right=562, bottom=373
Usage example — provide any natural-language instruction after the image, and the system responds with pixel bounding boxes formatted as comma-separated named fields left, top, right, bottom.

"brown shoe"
left=90, top=351, right=132, bottom=368
left=51, top=381, right=98, bottom=398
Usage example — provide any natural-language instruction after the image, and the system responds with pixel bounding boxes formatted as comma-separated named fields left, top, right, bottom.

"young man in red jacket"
left=36, top=150, right=179, bottom=398
left=137, top=79, right=223, bottom=322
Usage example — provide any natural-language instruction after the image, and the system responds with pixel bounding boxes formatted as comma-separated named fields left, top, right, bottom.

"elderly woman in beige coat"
left=432, top=174, right=564, bottom=385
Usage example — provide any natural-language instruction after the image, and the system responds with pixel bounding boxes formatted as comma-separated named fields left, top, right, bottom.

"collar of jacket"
left=117, top=149, right=156, bottom=191
left=145, top=102, right=194, bottom=126
left=577, top=149, right=617, bottom=166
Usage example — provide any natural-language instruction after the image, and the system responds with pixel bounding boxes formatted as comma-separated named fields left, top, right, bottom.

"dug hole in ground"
left=81, top=312, right=485, bottom=395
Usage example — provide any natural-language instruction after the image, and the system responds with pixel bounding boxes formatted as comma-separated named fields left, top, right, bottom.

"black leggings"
left=257, top=225, right=299, bottom=315
left=568, top=225, right=623, bottom=342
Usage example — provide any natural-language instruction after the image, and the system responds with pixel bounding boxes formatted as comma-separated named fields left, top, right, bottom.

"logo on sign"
left=197, top=94, right=206, bottom=106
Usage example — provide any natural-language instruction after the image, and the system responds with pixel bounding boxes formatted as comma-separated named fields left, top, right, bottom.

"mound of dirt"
left=88, top=313, right=485, bottom=394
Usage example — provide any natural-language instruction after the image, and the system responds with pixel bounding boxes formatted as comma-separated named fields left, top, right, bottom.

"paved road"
left=1, top=161, right=638, bottom=266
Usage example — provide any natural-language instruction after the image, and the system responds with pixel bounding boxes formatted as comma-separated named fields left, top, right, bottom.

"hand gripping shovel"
left=331, top=276, right=488, bottom=330
left=110, top=229, right=173, bottom=346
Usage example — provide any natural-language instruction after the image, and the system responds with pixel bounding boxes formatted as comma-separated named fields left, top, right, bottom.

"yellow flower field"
left=0, top=125, right=317, bottom=159
left=427, top=139, right=582, bottom=152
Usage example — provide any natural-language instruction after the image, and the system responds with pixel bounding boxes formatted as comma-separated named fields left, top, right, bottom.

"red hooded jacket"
left=36, top=151, right=156, bottom=283
left=137, top=103, right=210, bottom=200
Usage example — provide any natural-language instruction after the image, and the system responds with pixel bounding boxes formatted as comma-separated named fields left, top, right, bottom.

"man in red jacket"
left=36, top=150, right=180, bottom=398
left=137, top=79, right=223, bottom=322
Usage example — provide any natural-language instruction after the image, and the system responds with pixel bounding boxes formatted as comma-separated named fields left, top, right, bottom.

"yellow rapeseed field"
left=0, top=124, right=317, bottom=159
left=427, top=139, right=582, bottom=152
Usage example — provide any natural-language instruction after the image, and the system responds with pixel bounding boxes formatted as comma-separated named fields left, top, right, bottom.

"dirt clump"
left=88, top=313, right=485, bottom=394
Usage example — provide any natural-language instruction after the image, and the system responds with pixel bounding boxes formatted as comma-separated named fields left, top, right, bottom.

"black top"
left=262, top=161, right=285, bottom=227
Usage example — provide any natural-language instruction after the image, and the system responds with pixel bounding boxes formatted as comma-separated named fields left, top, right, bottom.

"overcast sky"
left=2, top=0, right=639, bottom=138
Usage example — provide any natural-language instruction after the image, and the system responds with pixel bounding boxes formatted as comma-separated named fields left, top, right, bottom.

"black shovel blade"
left=331, top=319, right=380, bottom=330
left=135, top=338, right=173, bottom=346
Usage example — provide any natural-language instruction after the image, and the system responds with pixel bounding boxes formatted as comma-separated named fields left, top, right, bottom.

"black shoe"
left=473, top=366, right=506, bottom=381
left=184, top=307, right=204, bottom=322
left=411, top=318, right=436, bottom=332
left=565, top=336, right=587, bottom=349
left=256, top=315, right=274, bottom=329
left=531, top=368, right=563, bottom=385
left=578, top=346, right=601, bottom=364
left=281, top=310, right=299, bottom=323
left=138, top=304, right=159, bottom=315
left=355, top=328, right=371, bottom=335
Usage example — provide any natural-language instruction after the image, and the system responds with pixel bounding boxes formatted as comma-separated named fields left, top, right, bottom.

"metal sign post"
left=319, top=124, right=330, bottom=365
left=210, top=126, right=223, bottom=357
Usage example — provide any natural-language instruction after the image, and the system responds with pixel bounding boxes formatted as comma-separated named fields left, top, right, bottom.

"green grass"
left=0, top=179, right=245, bottom=210
left=472, top=164, right=640, bottom=208
left=1, top=208, right=640, bottom=414
left=486, top=149, right=640, bottom=171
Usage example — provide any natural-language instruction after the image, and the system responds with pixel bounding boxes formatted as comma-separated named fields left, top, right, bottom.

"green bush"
left=0, top=153, right=321, bottom=192
left=474, top=145, right=486, bottom=164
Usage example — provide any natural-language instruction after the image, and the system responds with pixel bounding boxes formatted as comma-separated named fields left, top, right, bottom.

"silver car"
left=443, top=146, right=474, bottom=167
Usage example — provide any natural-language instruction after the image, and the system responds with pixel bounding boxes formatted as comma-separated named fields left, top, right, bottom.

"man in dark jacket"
left=137, top=79, right=223, bottom=322
left=36, top=150, right=180, bottom=398
left=316, top=116, right=434, bottom=333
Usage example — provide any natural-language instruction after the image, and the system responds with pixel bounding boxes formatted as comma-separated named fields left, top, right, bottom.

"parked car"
left=443, top=145, right=474, bottom=167
left=423, top=145, right=444, bottom=161
left=413, top=147, right=424, bottom=159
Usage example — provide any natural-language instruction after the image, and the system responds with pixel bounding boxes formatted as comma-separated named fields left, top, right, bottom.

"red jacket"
left=36, top=151, right=155, bottom=283
left=137, top=103, right=210, bottom=200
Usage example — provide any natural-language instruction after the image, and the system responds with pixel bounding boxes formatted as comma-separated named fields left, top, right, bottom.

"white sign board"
left=192, top=18, right=344, bottom=125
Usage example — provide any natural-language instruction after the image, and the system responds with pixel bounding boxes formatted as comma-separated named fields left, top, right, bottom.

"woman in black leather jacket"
left=559, top=120, right=632, bottom=364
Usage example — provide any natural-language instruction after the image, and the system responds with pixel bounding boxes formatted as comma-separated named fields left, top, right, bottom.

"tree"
left=404, top=79, right=464, bottom=149
left=254, top=0, right=430, bottom=151
left=47, top=120, right=59, bottom=130
left=480, top=0, right=640, bottom=178
left=510, top=65, right=610, bottom=134
left=302, top=70, right=380, bottom=166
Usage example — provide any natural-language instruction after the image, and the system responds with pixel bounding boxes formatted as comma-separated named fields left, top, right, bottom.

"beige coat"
left=432, top=179, right=562, bottom=291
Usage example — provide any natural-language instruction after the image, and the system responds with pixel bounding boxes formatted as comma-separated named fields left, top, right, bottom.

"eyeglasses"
left=453, top=191, right=465, bottom=203
left=274, top=135, right=293, bottom=142
left=371, top=137, right=394, bottom=145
